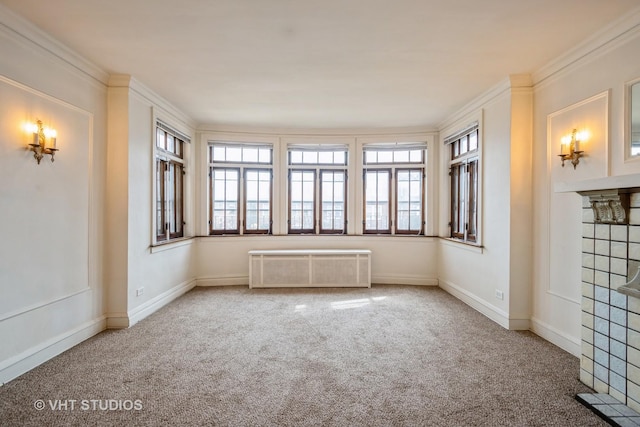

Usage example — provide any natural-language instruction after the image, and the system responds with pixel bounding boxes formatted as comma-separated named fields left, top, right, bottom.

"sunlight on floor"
left=293, top=296, right=388, bottom=312
left=330, top=296, right=387, bottom=310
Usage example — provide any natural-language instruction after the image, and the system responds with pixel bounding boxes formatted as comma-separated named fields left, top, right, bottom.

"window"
left=363, top=145, right=426, bottom=235
left=155, top=122, right=188, bottom=242
left=446, top=124, right=479, bottom=243
left=288, top=147, right=347, bottom=234
left=209, top=143, right=273, bottom=235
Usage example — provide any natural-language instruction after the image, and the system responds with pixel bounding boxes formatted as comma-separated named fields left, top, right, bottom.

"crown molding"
left=196, top=123, right=437, bottom=137
left=0, top=3, right=109, bottom=85
left=109, top=74, right=196, bottom=130
left=438, top=77, right=513, bottom=132
left=533, top=5, right=640, bottom=86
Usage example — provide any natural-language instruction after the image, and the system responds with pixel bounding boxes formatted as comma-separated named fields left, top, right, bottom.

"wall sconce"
left=26, top=119, right=58, bottom=164
left=558, top=128, right=586, bottom=169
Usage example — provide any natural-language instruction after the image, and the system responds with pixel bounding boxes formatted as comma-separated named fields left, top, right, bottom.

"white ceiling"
left=1, top=0, right=639, bottom=129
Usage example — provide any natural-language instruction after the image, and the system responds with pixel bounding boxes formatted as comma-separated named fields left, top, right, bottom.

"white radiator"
left=248, top=249, right=371, bottom=288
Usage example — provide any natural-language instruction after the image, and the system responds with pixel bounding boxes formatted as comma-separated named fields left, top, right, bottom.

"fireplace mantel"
left=554, top=174, right=640, bottom=226
left=568, top=174, right=640, bottom=412
left=554, top=173, right=640, bottom=193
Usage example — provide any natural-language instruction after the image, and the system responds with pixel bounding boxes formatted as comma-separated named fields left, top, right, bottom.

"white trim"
left=105, top=279, right=197, bottom=329
left=439, top=238, right=483, bottom=253
left=547, top=290, right=581, bottom=305
left=150, top=237, right=195, bottom=253
left=533, top=5, right=640, bottom=88
left=546, top=90, right=610, bottom=162
left=438, top=77, right=511, bottom=131
left=0, top=73, right=96, bottom=324
left=530, top=317, right=581, bottom=358
left=0, top=287, right=91, bottom=322
left=0, top=4, right=109, bottom=85
left=127, top=279, right=196, bottom=327
left=194, top=274, right=438, bottom=287
left=0, top=74, right=95, bottom=117
left=197, top=124, right=436, bottom=137
left=372, top=276, right=438, bottom=286
left=0, top=316, right=106, bottom=385
left=105, top=314, right=130, bottom=329
left=625, top=77, right=640, bottom=162
left=438, top=279, right=529, bottom=330
left=554, top=172, right=640, bottom=193
left=109, top=75, right=195, bottom=129
left=248, top=249, right=371, bottom=256
left=197, top=275, right=249, bottom=287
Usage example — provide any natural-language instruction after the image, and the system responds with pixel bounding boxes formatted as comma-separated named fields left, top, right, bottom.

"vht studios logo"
left=34, top=399, right=143, bottom=411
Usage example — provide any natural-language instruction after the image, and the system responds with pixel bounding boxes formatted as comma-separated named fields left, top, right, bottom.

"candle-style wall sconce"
left=558, top=128, right=586, bottom=169
left=26, top=119, right=58, bottom=164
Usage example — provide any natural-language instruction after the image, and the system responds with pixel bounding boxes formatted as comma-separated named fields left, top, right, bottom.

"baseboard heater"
left=248, top=249, right=372, bottom=288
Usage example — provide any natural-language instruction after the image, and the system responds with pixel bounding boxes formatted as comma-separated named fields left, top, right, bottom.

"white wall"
left=0, top=7, right=108, bottom=384
left=106, top=76, right=197, bottom=328
left=0, top=5, right=200, bottom=383
left=197, top=235, right=438, bottom=287
left=194, top=128, right=439, bottom=287
left=530, top=16, right=640, bottom=356
left=437, top=77, right=533, bottom=330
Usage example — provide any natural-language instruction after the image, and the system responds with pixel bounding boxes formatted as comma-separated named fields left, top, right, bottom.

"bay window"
left=209, top=143, right=273, bottom=235
left=287, top=146, right=347, bottom=234
left=363, top=145, right=426, bottom=235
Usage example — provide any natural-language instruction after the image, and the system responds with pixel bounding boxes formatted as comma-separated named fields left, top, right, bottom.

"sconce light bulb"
left=44, top=128, right=56, bottom=138
left=576, top=130, right=589, bottom=141
left=561, top=135, right=571, bottom=145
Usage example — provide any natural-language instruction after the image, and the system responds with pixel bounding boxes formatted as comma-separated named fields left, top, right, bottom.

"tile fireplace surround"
left=567, top=175, right=640, bottom=414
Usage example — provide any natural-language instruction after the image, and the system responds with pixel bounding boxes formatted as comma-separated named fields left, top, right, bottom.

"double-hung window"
left=363, top=144, right=426, bottom=235
left=209, top=143, right=273, bottom=235
left=446, top=124, right=479, bottom=243
left=287, top=146, right=348, bottom=234
left=155, top=122, right=188, bottom=242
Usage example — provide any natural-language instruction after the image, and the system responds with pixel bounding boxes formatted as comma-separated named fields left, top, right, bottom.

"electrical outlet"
left=136, top=287, right=144, bottom=297
left=495, top=289, right=504, bottom=300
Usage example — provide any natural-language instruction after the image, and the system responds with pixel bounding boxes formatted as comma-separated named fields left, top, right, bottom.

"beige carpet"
left=0, top=285, right=605, bottom=426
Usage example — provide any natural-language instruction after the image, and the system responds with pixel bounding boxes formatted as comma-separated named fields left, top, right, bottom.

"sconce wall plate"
left=27, top=119, right=58, bottom=164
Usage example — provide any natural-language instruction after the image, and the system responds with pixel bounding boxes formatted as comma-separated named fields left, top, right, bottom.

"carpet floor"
left=0, top=285, right=605, bottom=426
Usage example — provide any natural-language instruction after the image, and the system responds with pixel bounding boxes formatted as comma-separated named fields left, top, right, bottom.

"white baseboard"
left=196, top=275, right=438, bottom=287
left=372, top=275, right=439, bottom=286
left=438, top=279, right=529, bottom=330
left=105, top=313, right=130, bottom=329
left=530, top=317, right=581, bottom=357
left=126, top=278, right=196, bottom=327
left=196, top=275, right=249, bottom=287
left=0, top=316, right=106, bottom=385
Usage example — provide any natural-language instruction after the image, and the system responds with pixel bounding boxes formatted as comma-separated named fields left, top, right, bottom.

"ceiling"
left=1, top=0, right=639, bottom=130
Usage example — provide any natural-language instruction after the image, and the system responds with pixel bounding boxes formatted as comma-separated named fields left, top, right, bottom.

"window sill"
left=439, top=237, right=484, bottom=253
left=201, top=233, right=435, bottom=238
left=150, top=237, right=195, bottom=253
